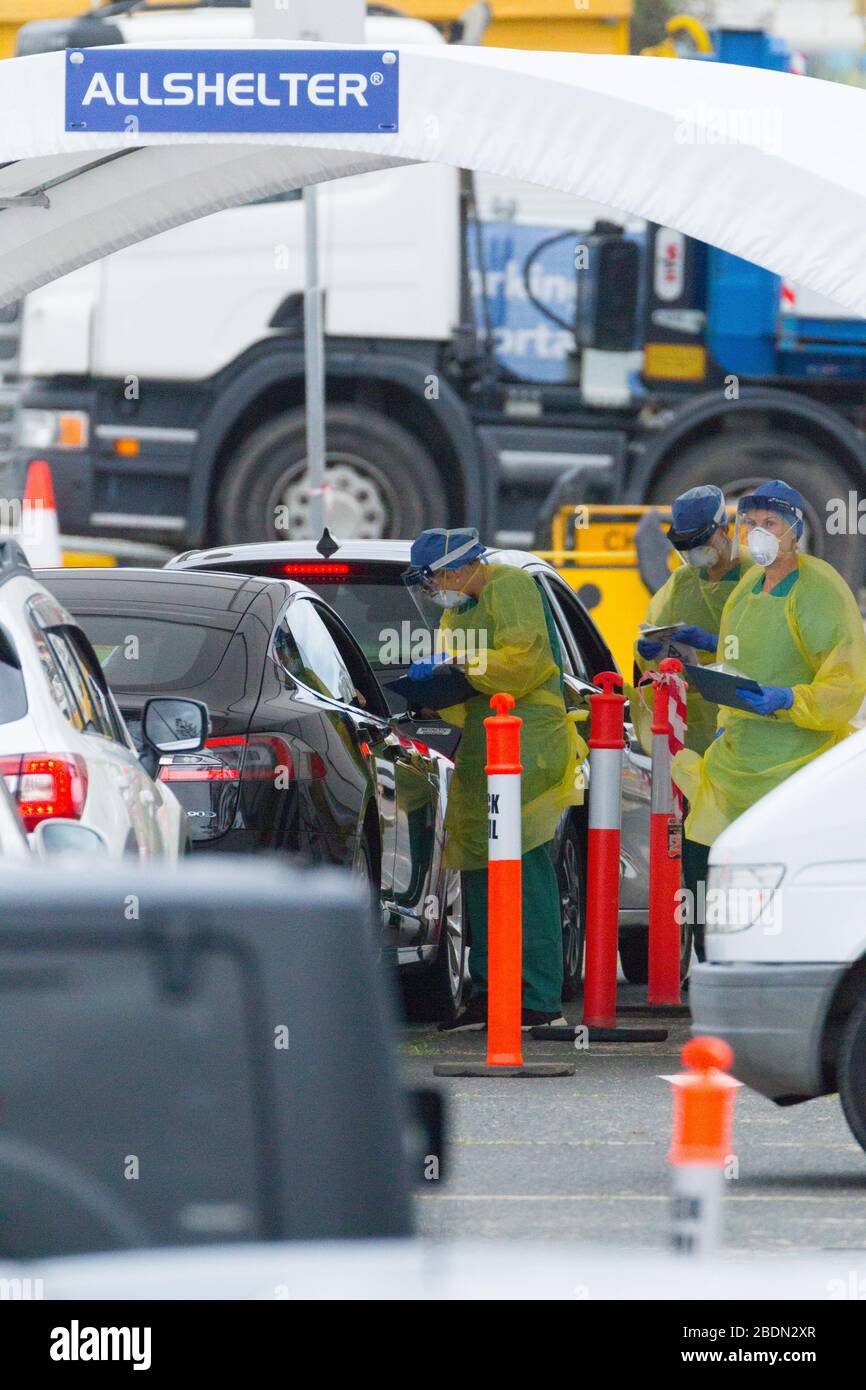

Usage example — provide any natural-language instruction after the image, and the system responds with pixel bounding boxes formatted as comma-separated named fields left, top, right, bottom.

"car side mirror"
left=142, top=697, right=209, bottom=754
left=31, top=820, right=108, bottom=857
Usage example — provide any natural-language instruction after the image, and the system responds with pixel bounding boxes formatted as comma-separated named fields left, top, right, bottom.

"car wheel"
left=619, top=920, right=695, bottom=986
left=215, top=404, right=448, bottom=543
left=352, top=825, right=382, bottom=933
left=619, top=935, right=649, bottom=986
left=837, top=994, right=866, bottom=1156
left=403, top=869, right=467, bottom=1023
left=555, top=820, right=585, bottom=1001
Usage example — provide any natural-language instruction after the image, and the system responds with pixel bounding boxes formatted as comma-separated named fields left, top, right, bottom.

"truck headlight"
left=705, top=862, right=785, bottom=933
left=18, top=408, right=89, bottom=450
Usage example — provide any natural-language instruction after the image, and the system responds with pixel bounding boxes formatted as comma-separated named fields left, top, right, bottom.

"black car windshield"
left=218, top=562, right=419, bottom=671
left=77, top=614, right=231, bottom=692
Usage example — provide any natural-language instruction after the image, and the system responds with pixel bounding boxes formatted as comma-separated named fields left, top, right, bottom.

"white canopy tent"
left=0, top=40, right=866, bottom=313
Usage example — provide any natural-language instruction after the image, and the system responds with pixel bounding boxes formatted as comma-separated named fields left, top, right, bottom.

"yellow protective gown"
left=439, top=564, right=587, bottom=870
left=673, top=554, right=866, bottom=846
left=632, top=561, right=741, bottom=756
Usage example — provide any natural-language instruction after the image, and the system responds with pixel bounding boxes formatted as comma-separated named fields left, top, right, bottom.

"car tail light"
left=158, top=735, right=326, bottom=784
left=0, top=753, right=88, bottom=831
left=281, top=563, right=351, bottom=577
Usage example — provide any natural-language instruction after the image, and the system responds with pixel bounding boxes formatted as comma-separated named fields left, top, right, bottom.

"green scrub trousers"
left=463, top=841, right=563, bottom=1014
left=682, top=835, right=710, bottom=963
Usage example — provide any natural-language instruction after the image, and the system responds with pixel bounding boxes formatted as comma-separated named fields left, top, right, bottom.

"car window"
left=532, top=576, right=578, bottom=679
left=311, top=602, right=390, bottom=719
left=65, top=628, right=128, bottom=744
left=0, top=625, right=27, bottom=726
left=28, top=614, right=85, bottom=731
left=46, top=629, right=108, bottom=735
left=274, top=598, right=358, bottom=705
left=78, top=615, right=229, bottom=692
left=218, top=560, right=421, bottom=672
left=540, top=573, right=612, bottom=681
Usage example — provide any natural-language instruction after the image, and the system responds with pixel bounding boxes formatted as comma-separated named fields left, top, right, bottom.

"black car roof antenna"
left=316, top=528, right=341, bottom=560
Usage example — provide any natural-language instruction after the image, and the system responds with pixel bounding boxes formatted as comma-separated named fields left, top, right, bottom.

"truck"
left=6, top=3, right=866, bottom=587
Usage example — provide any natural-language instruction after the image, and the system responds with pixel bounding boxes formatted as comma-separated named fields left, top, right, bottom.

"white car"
left=0, top=541, right=193, bottom=859
left=690, top=726, right=866, bottom=1156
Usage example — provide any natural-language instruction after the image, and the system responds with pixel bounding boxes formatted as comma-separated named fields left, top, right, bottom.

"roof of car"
left=169, top=540, right=555, bottom=573
left=36, top=566, right=307, bottom=614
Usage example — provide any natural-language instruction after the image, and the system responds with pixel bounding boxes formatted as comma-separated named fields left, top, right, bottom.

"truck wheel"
left=216, top=404, right=447, bottom=542
left=837, top=994, right=866, bottom=1156
left=650, top=432, right=863, bottom=588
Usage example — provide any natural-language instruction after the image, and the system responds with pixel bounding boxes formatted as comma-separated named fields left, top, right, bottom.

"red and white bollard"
left=535, top=672, right=667, bottom=1043
left=648, top=657, right=687, bottom=1008
left=583, top=672, right=626, bottom=1030
left=434, top=693, right=574, bottom=1078
left=667, top=1037, right=741, bottom=1257
left=485, top=691, right=524, bottom=1068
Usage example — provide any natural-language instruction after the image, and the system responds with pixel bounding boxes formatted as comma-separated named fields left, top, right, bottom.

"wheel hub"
left=277, top=456, right=389, bottom=539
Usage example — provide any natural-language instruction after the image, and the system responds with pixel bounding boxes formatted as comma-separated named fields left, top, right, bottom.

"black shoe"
left=521, top=1009, right=567, bottom=1031
left=438, top=997, right=487, bottom=1032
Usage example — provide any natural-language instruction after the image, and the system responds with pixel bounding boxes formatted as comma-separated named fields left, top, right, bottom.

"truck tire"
left=650, top=432, right=863, bottom=588
left=216, top=404, right=448, bottom=542
left=837, top=993, right=866, bottom=1157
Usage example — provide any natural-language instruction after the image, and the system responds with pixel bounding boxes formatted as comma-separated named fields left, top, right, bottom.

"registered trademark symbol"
left=371, top=71, right=384, bottom=86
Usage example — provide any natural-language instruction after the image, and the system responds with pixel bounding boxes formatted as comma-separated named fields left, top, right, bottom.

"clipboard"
left=639, top=622, right=689, bottom=643
left=683, top=663, right=762, bottom=713
left=385, top=665, right=479, bottom=711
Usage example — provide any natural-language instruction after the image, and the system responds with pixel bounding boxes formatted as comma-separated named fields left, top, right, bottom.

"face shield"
left=671, top=521, right=725, bottom=570
left=402, top=533, right=485, bottom=636
left=733, top=497, right=803, bottom=567
left=667, top=487, right=729, bottom=569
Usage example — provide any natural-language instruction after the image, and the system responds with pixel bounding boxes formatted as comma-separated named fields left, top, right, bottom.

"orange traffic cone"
left=20, top=459, right=63, bottom=568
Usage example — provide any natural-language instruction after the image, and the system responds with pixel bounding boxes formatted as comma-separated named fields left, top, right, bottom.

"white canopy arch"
left=1, top=40, right=866, bottom=312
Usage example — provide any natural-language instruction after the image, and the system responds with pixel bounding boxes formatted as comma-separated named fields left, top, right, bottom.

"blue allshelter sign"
left=65, top=48, right=400, bottom=134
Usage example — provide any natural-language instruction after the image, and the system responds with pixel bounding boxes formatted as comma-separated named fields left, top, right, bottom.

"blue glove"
left=408, top=653, right=450, bottom=681
left=736, top=684, right=794, bottom=717
left=637, top=637, right=663, bottom=660
left=674, top=626, right=718, bottom=654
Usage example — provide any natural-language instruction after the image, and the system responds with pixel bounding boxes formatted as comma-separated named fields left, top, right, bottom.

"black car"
left=39, top=568, right=465, bottom=1020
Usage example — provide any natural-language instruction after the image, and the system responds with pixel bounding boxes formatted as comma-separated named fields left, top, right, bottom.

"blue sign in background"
left=65, top=48, right=400, bottom=134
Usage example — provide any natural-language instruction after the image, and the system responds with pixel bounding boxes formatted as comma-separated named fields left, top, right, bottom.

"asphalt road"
left=400, top=986, right=866, bottom=1253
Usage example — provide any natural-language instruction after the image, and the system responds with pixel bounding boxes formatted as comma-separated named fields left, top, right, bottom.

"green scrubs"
left=463, top=842, right=563, bottom=1014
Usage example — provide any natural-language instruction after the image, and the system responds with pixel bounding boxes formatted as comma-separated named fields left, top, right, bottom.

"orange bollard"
left=433, top=693, right=574, bottom=1079
left=667, top=1036, right=741, bottom=1256
left=485, top=692, right=524, bottom=1067
left=583, top=671, right=627, bottom=1029
left=648, top=657, right=686, bottom=1008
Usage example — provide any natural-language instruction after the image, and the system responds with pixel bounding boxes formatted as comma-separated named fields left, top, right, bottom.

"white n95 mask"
left=747, top=526, right=789, bottom=567
left=684, top=545, right=718, bottom=568
left=432, top=589, right=465, bottom=609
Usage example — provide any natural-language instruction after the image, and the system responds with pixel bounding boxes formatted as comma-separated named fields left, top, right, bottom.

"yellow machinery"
left=0, top=0, right=85, bottom=58
left=537, top=504, right=680, bottom=676
left=404, top=1, right=632, bottom=54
